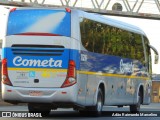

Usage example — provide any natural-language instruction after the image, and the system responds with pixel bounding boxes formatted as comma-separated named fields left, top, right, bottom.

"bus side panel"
left=133, top=79, right=151, bottom=105
left=143, top=80, right=152, bottom=104
left=84, top=66, right=135, bottom=106
left=103, top=77, right=134, bottom=105
left=76, top=74, right=88, bottom=106
left=85, top=75, right=100, bottom=106
left=80, top=50, right=149, bottom=106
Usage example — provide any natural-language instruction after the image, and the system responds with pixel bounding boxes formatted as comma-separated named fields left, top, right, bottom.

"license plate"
left=29, top=91, right=43, bottom=96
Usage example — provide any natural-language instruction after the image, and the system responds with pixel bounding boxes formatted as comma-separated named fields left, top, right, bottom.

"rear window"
left=7, top=9, right=71, bottom=37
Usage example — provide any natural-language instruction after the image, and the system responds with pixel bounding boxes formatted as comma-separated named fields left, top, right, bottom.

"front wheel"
left=130, top=90, right=142, bottom=113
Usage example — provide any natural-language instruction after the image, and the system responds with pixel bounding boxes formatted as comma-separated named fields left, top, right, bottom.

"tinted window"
left=7, top=9, right=71, bottom=37
left=80, top=19, right=145, bottom=63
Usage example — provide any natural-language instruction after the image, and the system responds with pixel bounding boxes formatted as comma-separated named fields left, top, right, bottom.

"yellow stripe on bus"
left=77, top=71, right=150, bottom=80
left=8, top=68, right=149, bottom=80
left=8, top=67, right=67, bottom=72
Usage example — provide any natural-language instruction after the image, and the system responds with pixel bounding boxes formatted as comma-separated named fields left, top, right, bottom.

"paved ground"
left=0, top=102, right=160, bottom=111
left=0, top=103, right=160, bottom=120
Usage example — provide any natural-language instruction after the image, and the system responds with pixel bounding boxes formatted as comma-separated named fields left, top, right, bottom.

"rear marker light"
left=61, top=92, right=67, bottom=94
left=7, top=90, right=12, bottom=92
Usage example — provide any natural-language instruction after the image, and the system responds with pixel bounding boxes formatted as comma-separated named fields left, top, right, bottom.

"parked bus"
left=1, top=7, right=159, bottom=115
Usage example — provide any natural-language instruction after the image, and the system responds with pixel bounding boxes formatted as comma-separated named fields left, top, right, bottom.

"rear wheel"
left=93, top=88, right=103, bottom=115
left=28, top=103, right=51, bottom=117
left=130, top=90, right=142, bottom=113
left=79, top=88, right=103, bottom=116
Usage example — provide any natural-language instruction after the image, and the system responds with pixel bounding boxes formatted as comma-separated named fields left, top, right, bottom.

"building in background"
left=152, top=74, right=160, bottom=103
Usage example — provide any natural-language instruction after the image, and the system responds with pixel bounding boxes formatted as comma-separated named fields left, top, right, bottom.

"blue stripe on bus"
left=3, top=48, right=79, bottom=69
left=2, top=47, right=148, bottom=77
left=80, top=50, right=148, bottom=77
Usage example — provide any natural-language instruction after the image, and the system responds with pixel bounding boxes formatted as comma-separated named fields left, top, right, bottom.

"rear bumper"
left=1, top=83, right=78, bottom=104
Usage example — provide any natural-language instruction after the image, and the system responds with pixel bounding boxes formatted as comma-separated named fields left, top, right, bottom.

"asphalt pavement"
left=0, top=103, right=159, bottom=120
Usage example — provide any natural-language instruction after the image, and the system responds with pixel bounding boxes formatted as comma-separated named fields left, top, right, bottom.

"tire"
left=28, top=103, right=51, bottom=117
left=94, top=88, right=103, bottom=115
left=130, top=90, right=142, bottom=113
left=79, top=88, right=104, bottom=116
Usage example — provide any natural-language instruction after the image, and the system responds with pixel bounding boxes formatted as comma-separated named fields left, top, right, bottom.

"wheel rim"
left=97, top=100, right=102, bottom=111
left=137, top=95, right=141, bottom=111
left=97, top=92, right=103, bottom=112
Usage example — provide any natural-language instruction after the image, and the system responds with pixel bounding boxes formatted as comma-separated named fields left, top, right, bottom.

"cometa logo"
left=120, top=59, right=134, bottom=74
left=13, top=56, right=62, bottom=67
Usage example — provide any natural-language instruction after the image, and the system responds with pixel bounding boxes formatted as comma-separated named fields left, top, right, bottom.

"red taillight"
left=1, top=59, right=12, bottom=86
left=2, top=59, right=7, bottom=75
left=68, top=60, right=75, bottom=77
left=61, top=60, right=76, bottom=88
left=15, top=32, right=61, bottom=36
left=65, top=8, right=71, bottom=13
left=10, top=8, right=16, bottom=12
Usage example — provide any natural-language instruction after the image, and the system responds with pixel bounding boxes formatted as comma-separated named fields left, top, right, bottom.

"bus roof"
left=11, top=7, right=146, bottom=36
left=79, top=10, right=146, bottom=36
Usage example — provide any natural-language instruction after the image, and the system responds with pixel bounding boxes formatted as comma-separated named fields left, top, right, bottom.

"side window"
left=80, top=19, right=94, bottom=52
left=80, top=19, right=105, bottom=53
left=116, top=29, right=131, bottom=58
left=80, top=18, right=145, bottom=63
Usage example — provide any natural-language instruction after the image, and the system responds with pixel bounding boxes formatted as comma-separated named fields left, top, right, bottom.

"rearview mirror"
left=148, top=44, right=159, bottom=64
left=154, top=54, right=159, bottom=64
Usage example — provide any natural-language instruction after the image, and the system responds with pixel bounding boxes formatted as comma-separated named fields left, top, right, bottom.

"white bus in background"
left=1, top=7, right=159, bottom=116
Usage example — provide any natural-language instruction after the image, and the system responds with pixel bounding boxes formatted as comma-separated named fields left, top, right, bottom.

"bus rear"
left=1, top=8, right=78, bottom=107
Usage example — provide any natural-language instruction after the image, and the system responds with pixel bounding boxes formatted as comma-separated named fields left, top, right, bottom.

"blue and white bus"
left=1, top=7, right=159, bottom=115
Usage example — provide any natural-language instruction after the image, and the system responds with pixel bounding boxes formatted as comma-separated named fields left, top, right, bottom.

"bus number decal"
left=81, top=54, right=87, bottom=62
